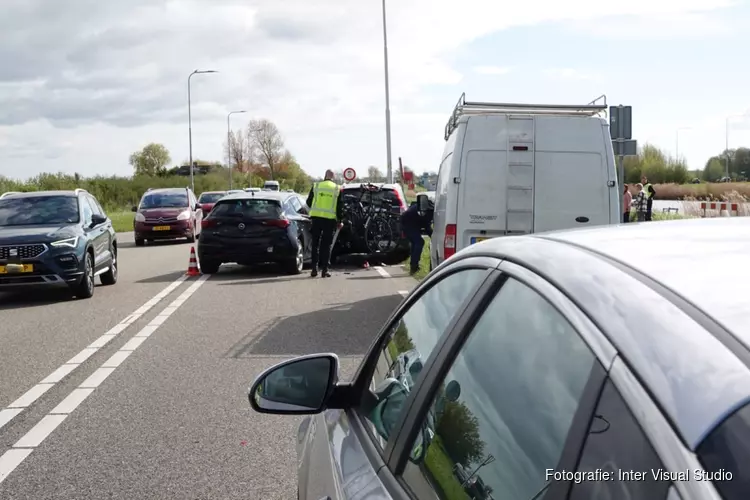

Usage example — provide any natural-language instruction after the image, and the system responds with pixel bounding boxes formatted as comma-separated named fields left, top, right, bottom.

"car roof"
left=456, top=217, right=750, bottom=450
left=219, top=191, right=290, bottom=202
left=2, top=190, right=78, bottom=198
left=143, top=188, right=187, bottom=195
left=199, top=191, right=226, bottom=195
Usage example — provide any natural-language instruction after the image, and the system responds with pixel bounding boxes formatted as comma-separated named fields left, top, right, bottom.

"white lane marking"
left=134, top=325, right=158, bottom=338
left=14, top=414, right=68, bottom=448
left=8, top=384, right=54, bottom=409
left=101, top=350, right=132, bottom=368
left=0, top=449, right=33, bottom=483
left=398, top=290, right=409, bottom=297
left=78, top=367, right=116, bottom=389
left=0, top=409, right=23, bottom=431
left=120, top=336, right=147, bottom=351
left=0, top=275, right=187, bottom=429
left=40, top=364, right=79, bottom=384
left=374, top=266, right=391, bottom=278
left=0, top=274, right=210, bottom=486
left=49, top=389, right=95, bottom=415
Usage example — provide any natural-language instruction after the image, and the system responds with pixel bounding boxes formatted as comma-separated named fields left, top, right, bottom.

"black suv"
left=0, top=189, right=118, bottom=299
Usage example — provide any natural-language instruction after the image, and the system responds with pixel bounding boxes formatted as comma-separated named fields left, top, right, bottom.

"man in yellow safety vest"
left=640, top=175, right=656, bottom=221
left=306, top=170, right=344, bottom=277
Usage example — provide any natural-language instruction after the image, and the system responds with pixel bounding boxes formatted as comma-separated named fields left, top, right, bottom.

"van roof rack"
left=444, top=92, right=607, bottom=140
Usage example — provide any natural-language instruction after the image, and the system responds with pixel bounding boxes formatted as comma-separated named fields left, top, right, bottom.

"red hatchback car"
left=197, top=191, right=227, bottom=216
left=132, top=187, right=203, bottom=246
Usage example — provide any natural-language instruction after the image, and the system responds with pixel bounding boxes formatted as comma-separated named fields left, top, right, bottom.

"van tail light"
left=263, top=218, right=290, bottom=228
left=201, top=219, right=217, bottom=229
left=444, top=224, right=456, bottom=259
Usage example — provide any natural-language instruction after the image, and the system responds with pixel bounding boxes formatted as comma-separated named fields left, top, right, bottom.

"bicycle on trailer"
left=344, top=183, right=398, bottom=254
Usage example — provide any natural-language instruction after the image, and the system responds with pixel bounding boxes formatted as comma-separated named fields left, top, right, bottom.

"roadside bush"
left=649, top=182, right=750, bottom=201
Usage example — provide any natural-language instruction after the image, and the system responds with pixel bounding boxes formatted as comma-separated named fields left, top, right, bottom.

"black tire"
left=100, top=247, right=118, bottom=286
left=200, top=257, right=220, bottom=274
left=73, top=252, right=95, bottom=299
left=135, top=238, right=145, bottom=247
left=285, top=236, right=304, bottom=275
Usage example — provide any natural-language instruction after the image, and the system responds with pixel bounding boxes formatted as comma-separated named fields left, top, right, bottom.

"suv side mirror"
left=131, top=205, right=139, bottom=212
left=249, top=354, right=339, bottom=415
left=90, top=214, right=107, bottom=227
left=194, top=203, right=201, bottom=211
left=416, top=193, right=430, bottom=213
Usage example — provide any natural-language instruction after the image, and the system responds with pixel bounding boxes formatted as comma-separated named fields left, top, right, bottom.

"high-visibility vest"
left=309, top=180, right=339, bottom=219
left=643, top=182, right=653, bottom=199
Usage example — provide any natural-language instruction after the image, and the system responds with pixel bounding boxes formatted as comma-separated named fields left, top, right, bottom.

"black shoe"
left=310, top=269, right=318, bottom=277
left=322, top=270, right=332, bottom=278
left=409, top=267, right=419, bottom=275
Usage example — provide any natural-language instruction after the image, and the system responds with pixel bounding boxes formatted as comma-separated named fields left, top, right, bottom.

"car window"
left=697, top=401, right=750, bottom=499
left=361, top=269, right=486, bottom=449
left=568, top=379, right=672, bottom=499
left=80, top=196, right=93, bottom=225
left=211, top=199, right=283, bottom=219
left=86, top=195, right=104, bottom=216
left=0, top=196, right=80, bottom=226
left=139, top=192, right=188, bottom=209
left=198, top=192, right=225, bottom=203
left=290, top=196, right=302, bottom=213
left=400, top=277, right=595, bottom=500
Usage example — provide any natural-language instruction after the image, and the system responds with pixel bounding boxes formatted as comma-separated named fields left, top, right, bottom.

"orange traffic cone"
left=186, top=246, right=200, bottom=276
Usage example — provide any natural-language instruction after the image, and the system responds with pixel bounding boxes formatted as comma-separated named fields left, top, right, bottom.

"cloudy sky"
left=1, top=0, right=749, bottom=180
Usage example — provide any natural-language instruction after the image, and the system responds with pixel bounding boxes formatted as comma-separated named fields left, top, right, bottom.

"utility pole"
left=381, top=0, right=393, bottom=183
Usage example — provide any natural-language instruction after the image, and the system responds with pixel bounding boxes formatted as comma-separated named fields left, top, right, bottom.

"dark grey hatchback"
left=249, top=217, right=750, bottom=500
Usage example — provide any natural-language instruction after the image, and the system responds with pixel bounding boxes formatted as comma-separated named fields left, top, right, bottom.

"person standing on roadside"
left=306, top=169, right=344, bottom=278
left=622, top=184, right=632, bottom=223
left=400, top=197, right=434, bottom=275
left=633, top=183, right=648, bottom=222
left=641, top=175, right=656, bottom=221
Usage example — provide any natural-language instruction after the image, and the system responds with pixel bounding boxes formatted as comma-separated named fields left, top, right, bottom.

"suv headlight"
left=135, top=212, right=146, bottom=222
left=177, top=210, right=191, bottom=221
left=51, top=237, right=79, bottom=248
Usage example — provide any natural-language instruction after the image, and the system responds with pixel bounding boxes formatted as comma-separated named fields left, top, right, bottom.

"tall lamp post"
left=227, top=110, right=247, bottom=189
left=381, top=0, right=393, bottom=183
left=188, top=69, right=218, bottom=192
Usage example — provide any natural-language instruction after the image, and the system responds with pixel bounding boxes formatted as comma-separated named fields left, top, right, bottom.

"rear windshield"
left=697, top=402, right=750, bottom=499
left=198, top=192, right=225, bottom=203
left=343, top=187, right=402, bottom=208
left=140, top=192, right=188, bottom=209
left=211, top=199, right=282, bottom=219
left=0, top=196, right=80, bottom=226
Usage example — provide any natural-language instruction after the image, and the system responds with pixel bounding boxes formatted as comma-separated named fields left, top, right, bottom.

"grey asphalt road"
left=0, top=232, right=417, bottom=499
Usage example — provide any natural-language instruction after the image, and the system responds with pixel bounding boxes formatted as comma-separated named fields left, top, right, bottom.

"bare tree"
left=224, top=130, right=249, bottom=172
left=247, top=119, right=284, bottom=180
left=367, top=166, right=385, bottom=182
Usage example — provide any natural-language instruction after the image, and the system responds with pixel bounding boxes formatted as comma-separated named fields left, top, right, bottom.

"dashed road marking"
left=0, top=274, right=209, bottom=485
left=0, top=275, right=187, bottom=433
left=374, top=266, right=391, bottom=278
left=398, top=290, right=409, bottom=297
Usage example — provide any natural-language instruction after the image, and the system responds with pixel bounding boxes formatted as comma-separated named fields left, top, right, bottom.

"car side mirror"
left=249, top=354, right=339, bottom=415
left=90, top=214, right=107, bottom=227
left=194, top=203, right=201, bottom=211
left=416, top=193, right=430, bottom=213
left=131, top=205, right=138, bottom=212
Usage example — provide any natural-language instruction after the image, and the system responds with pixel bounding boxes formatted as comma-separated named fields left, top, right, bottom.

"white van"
left=263, top=180, right=280, bottom=191
left=430, top=93, right=619, bottom=269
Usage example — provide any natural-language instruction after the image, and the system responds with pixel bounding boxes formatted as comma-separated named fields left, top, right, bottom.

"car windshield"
left=140, top=192, right=188, bottom=209
left=198, top=193, right=225, bottom=203
left=0, top=196, right=80, bottom=226
left=210, top=199, right=282, bottom=219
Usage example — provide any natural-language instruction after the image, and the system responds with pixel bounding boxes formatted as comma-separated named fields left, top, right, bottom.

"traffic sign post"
left=343, top=168, right=357, bottom=182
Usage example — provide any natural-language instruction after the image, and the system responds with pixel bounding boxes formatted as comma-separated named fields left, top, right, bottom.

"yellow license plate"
left=152, top=226, right=171, bottom=231
left=470, top=237, right=488, bottom=244
left=0, top=264, right=34, bottom=274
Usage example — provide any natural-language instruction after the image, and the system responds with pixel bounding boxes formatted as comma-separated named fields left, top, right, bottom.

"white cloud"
left=542, top=68, right=600, bottom=81
left=0, top=0, right=740, bottom=180
left=474, top=66, right=512, bottom=75
left=572, top=11, right=733, bottom=39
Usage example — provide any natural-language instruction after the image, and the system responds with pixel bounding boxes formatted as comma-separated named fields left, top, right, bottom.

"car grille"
left=0, top=244, right=47, bottom=260
left=144, top=216, right=179, bottom=223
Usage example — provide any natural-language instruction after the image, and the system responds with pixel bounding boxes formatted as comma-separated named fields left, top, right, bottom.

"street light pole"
left=381, top=0, right=393, bottom=183
left=227, top=110, right=247, bottom=190
left=188, top=69, right=218, bottom=193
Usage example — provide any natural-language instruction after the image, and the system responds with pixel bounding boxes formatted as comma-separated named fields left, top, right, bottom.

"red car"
left=197, top=191, right=227, bottom=215
left=132, top=187, right=203, bottom=246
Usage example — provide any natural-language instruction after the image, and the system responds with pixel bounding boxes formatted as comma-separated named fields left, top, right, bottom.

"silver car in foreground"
left=249, top=217, right=749, bottom=500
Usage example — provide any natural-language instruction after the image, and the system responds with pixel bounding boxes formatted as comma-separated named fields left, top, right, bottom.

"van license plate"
left=152, top=226, right=171, bottom=231
left=470, top=237, right=488, bottom=244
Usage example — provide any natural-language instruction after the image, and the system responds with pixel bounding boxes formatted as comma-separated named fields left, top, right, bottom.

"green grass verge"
left=424, top=437, right=470, bottom=500
left=109, top=211, right=134, bottom=233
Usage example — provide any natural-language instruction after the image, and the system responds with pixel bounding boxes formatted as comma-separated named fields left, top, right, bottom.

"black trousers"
left=646, top=198, right=653, bottom=221
left=310, top=217, right=337, bottom=271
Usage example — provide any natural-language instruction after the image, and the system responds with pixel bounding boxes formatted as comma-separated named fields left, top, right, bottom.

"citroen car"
left=132, top=187, right=203, bottom=246
left=0, top=189, right=117, bottom=299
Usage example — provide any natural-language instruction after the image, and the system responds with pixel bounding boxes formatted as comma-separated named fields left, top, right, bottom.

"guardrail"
left=700, top=202, right=739, bottom=217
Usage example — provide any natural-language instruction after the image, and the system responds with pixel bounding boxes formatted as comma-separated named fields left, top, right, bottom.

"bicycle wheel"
left=365, top=216, right=395, bottom=254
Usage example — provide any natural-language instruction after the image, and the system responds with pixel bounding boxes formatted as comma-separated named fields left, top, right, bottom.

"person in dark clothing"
left=400, top=201, right=433, bottom=275
left=641, top=175, right=656, bottom=221
left=306, top=170, right=344, bottom=277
